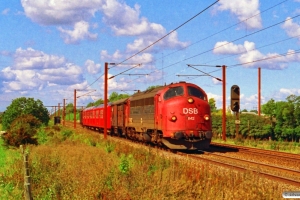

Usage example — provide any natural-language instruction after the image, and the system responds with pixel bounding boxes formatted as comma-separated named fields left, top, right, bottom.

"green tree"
left=262, top=98, right=276, bottom=120
left=2, top=97, right=49, bottom=130
left=66, top=103, right=74, bottom=113
left=146, top=85, right=161, bottom=90
left=208, top=98, right=217, bottom=112
left=109, top=92, right=130, bottom=102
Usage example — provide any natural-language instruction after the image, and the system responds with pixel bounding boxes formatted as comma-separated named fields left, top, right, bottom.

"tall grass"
left=1, top=125, right=298, bottom=199
left=213, top=137, right=300, bottom=154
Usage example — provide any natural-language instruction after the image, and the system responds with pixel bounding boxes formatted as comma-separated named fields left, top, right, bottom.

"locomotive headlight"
left=204, top=114, right=210, bottom=121
left=187, top=97, right=194, bottom=103
left=170, top=116, right=177, bottom=122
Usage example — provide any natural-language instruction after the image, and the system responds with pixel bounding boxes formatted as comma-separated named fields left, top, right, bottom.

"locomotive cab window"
left=164, top=86, right=184, bottom=100
left=188, top=86, right=206, bottom=100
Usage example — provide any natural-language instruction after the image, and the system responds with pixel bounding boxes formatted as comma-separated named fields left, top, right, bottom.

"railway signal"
left=231, top=85, right=240, bottom=138
left=230, top=85, right=240, bottom=112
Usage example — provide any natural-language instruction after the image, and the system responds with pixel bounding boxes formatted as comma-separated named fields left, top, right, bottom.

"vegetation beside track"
left=212, top=137, right=300, bottom=154
left=0, top=123, right=298, bottom=199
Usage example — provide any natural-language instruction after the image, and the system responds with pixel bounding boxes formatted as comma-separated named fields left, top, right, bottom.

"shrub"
left=2, top=114, right=41, bottom=147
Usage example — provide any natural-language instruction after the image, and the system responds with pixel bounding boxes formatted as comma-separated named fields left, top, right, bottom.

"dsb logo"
left=183, top=108, right=198, bottom=114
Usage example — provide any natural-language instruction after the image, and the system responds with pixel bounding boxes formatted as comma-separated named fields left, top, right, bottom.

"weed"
left=37, top=127, right=48, bottom=144
left=119, top=154, right=130, bottom=175
left=105, top=141, right=115, bottom=153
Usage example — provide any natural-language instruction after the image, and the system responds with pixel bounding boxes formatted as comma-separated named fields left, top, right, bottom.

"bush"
left=2, top=114, right=41, bottom=147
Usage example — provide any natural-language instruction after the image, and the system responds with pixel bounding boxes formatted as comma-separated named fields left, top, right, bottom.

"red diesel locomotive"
left=80, top=81, right=212, bottom=150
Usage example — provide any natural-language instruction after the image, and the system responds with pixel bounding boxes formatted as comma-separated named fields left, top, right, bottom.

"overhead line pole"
left=222, top=65, right=226, bottom=141
left=104, top=62, right=108, bottom=139
left=258, top=67, right=261, bottom=116
left=74, top=89, right=76, bottom=129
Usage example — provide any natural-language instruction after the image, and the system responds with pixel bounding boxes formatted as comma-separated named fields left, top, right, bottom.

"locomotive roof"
left=130, top=85, right=165, bottom=101
left=110, top=98, right=128, bottom=105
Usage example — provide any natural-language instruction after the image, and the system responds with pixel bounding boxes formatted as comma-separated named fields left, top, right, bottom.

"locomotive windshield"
left=188, top=86, right=206, bottom=100
left=164, top=86, right=184, bottom=100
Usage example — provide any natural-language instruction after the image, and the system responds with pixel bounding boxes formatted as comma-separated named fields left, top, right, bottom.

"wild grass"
left=213, top=137, right=300, bottom=154
left=1, top=125, right=298, bottom=199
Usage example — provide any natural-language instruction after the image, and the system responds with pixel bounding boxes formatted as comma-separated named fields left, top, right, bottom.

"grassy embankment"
left=213, top=137, right=300, bottom=154
left=0, top=123, right=298, bottom=199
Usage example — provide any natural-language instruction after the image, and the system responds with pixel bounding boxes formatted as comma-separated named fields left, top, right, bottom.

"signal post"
left=231, top=85, right=240, bottom=138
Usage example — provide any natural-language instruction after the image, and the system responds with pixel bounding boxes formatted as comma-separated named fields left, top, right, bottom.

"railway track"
left=179, top=151, right=300, bottom=187
left=61, top=121, right=300, bottom=186
left=210, top=142, right=300, bottom=161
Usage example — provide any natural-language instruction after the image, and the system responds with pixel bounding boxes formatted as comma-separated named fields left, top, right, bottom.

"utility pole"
left=63, top=99, right=66, bottom=126
left=74, top=89, right=76, bottom=129
left=104, top=62, right=108, bottom=139
left=222, top=65, right=226, bottom=141
left=258, top=67, right=261, bottom=116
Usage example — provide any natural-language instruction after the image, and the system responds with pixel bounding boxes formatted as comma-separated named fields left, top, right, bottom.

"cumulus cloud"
left=282, top=17, right=300, bottom=40
left=213, top=41, right=300, bottom=69
left=0, top=48, right=84, bottom=92
left=279, top=88, right=300, bottom=96
left=21, top=0, right=188, bottom=54
left=84, top=59, right=101, bottom=74
left=21, top=0, right=99, bottom=25
left=215, top=0, right=262, bottom=29
left=58, top=21, right=98, bottom=44
left=13, top=48, right=66, bottom=70
left=213, top=41, right=247, bottom=54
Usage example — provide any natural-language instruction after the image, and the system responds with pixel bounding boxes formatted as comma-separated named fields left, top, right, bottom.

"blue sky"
left=0, top=0, right=300, bottom=112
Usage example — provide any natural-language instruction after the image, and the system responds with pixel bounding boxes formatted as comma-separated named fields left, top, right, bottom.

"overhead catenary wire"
left=134, top=14, right=300, bottom=83
left=150, top=0, right=290, bottom=65
left=108, top=0, right=220, bottom=70
left=83, top=0, right=219, bottom=90
left=83, top=0, right=295, bottom=94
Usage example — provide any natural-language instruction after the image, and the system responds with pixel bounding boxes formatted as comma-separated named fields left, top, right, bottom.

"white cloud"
left=58, top=21, right=98, bottom=44
left=100, top=50, right=123, bottom=61
left=21, top=0, right=100, bottom=25
left=282, top=17, right=300, bottom=40
left=216, top=0, right=262, bottom=29
left=85, top=60, right=101, bottom=74
left=0, top=48, right=84, bottom=91
left=213, top=41, right=246, bottom=54
left=213, top=41, right=300, bottom=69
left=279, top=88, right=300, bottom=96
left=22, top=0, right=188, bottom=53
left=13, top=48, right=66, bottom=70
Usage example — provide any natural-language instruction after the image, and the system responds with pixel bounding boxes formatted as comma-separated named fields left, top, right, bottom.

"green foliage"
left=37, top=128, right=49, bottom=145
left=208, top=98, right=217, bottom=112
left=66, top=103, right=74, bottom=113
left=146, top=85, right=161, bottom=90
left=0, top=139, right=6, bottom=168
left=2, top=97, right=49, bottom=130
left=109, top=92, right=130, bottom=102
left=118, top=154, right=133, bottom=175
left=87, top=98, right=104, bottom=107
left=60, top=129, right=73, bottom=141
left=2, top=114, right=41, bottom=147
left=105, top=141, right=115, bottom=153
left=119, top=154, right=130, bottom=174
left=212, top=113, right=272, bottom=139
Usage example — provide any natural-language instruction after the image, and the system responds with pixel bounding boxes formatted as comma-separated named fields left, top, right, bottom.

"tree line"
left=209, top=95, right=300, bottom=142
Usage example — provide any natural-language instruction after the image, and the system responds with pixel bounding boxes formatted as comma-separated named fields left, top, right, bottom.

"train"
left=80, top=81, right=212, bottom=150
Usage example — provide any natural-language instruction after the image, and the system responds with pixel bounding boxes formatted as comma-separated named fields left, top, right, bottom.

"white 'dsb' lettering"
left=183, top=108, right=198, bottom=115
